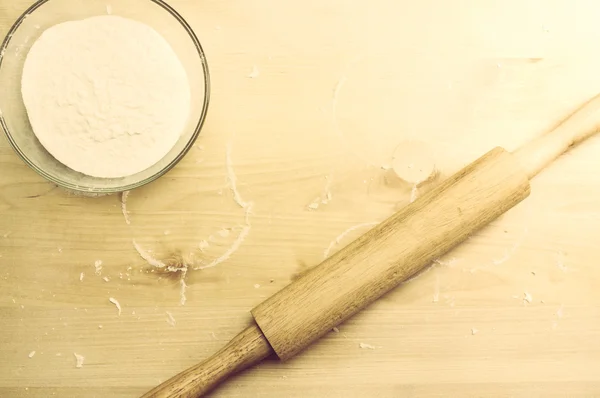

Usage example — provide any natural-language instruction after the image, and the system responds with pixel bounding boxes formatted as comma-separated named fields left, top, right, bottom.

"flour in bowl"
left=21, top=16, right=191, bottom=178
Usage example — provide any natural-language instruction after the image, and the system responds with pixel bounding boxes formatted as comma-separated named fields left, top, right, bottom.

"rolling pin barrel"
left=251, top=147, right=530, bottom=360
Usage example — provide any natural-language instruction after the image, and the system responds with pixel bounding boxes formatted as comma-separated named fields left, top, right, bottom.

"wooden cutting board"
left=1, top=0, right=600, bottom=396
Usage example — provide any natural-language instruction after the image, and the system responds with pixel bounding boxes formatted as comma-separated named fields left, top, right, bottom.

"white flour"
left=21, top=16, right=191, bottom=178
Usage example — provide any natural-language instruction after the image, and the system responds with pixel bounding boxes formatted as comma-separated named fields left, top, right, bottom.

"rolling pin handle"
left=514, top=93, right=600, bottom=179
left=141, top=322, right=274, bottom=398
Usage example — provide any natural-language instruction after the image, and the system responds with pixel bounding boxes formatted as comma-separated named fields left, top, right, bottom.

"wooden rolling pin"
left=142, top=94, right=600, bottom=398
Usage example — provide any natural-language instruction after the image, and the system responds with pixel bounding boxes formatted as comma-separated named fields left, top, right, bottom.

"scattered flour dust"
left=248, top=65, right=260, bottom=78
left=196, top=205, right=253, bottom=270
left=109, top=297, right=121, bottom=316
left=323, top=178, right=333, bottom=204
left=332, top=73, right=348, bottom=139
left=166, top=311, right=176, bottom=327
left=134, top=240, right=187, bottom=272
left=409, top=185, right=419, bottom=203
left=225, top=140, right=251, bottom=209
left=434, top=257, right=459, bottom=267
left=468, top=226, right=529, bottom=273
left=198, top=240, right=209, bottom=252
left=94, top=260, right=103, bottom=275
left=73, top=353, right=85, bottom=368
left=21, top=15, right=191, bottom=178
left=179, top=278, right=188, bottom=306
left=121, top=191, right=131, bottom=225
left=132, top=241, right=189, bottom=306
left=308, top=174, right=334, bottom=209
left=359, top=342, right=376, bottom=350
left=195, top=140, right=254, bottom=270
left=123, top=140, right=254, bottom=302
left=132, top=240, right=166, bottom=268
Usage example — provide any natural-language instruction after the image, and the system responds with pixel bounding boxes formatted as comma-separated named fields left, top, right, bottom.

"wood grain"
left=2, top=1, right=600, bottom=397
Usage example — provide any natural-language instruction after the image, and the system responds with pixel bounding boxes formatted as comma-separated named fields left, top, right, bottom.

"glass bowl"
left=0, top=0, right=210, bottom=194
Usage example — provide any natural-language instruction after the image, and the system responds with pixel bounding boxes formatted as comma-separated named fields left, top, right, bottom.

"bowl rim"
left=0, top=0, right=211, bottom=194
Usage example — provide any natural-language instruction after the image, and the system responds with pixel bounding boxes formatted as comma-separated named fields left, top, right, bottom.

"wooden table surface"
left=2, top=1, right=600, bottom=397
